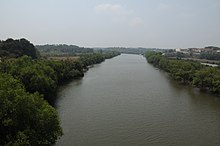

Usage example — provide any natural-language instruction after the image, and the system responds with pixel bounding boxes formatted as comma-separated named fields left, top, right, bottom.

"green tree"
left=145, top=51, right=220, bottom=94
left=0, top=73, right=62, bottom=145
left=0, top=38, right=39, bottom=59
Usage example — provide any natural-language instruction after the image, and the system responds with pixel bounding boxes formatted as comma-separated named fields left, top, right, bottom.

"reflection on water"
left=56, top=54, right=220, bottom=146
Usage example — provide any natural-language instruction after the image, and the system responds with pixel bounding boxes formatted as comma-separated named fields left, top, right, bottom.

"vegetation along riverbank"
left=0, top=38, right=120, bottom=145
left=145, top=51, right=220, bottom=96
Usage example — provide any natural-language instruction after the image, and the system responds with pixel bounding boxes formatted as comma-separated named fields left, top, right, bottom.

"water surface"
left=56, top=54, right=220, bottom=146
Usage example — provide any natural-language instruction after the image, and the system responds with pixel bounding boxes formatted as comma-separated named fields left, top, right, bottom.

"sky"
left=0, top=0, right=220, bottom=48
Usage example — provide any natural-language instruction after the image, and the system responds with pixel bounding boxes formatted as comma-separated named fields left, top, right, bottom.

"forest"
left=0, top=38, right=40, bottom=59
left=36, top=44, right=93, bottom=56
left=145, top=51, right=220, bottom=95
left=0, top=38, right=120, bottom=145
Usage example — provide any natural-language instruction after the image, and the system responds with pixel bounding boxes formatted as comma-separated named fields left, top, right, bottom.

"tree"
left=0, top=73, right=62, bottom=145
left=145, top=51, right=220, bottom=94
left=0, top=38, right=39, bottom=59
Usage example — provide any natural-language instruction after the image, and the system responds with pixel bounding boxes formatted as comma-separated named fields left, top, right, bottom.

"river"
left=55, top=54, right=220, bottom=146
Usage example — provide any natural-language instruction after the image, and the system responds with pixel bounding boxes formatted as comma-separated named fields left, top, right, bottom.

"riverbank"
left=0, top=52, right=120, bottom=103
left=168, top=57, right=220, bottom=64
left=168, top=57, right=220, bottom=67
left=145, top=51, right=220, bottom=96
left=0, top=51, right=120, bottom=145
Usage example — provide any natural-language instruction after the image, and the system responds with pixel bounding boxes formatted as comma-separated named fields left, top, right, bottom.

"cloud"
left=94, top=4, right=125, bottom=14
left=94, top=3, right=144, bottom=28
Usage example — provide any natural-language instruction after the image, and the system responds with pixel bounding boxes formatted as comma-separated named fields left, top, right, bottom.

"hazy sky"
left=0, top=0, right=220, bottom=48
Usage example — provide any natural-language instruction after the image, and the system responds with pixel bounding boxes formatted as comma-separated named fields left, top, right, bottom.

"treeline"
left=0, top=38, right=40, bottom=59
left=80, top=51, right=121, bottom=67
left=199, top=52, right=220, bottom=60
left=36, top=44, right=93, bottom=56
left=0, top=52, right=120, bottom=103
left=145, top=51, right=220, bottom=94
left=0, top=50, right=120, bottom=145
left=0, top=56, right=84, bottom=102
left=94, top=47, right=155, bottom=54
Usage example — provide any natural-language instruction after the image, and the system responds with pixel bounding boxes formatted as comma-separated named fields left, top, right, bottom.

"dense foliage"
left=79, top=52, right=120, bottom=67
left=0, top=56, right=84, bottom=102
left=0, top=73, right=62, bottom=145
left=36, top=44, right=93, bottom=56
left=0, top=52, right=120, bottom=102
left=199, top=52, right=220, bottom=60
left=145, top=51, right=220, bottom=94
left=103, top=51, right=121, bottom=59
left=0, top=38, right=39, bottom=59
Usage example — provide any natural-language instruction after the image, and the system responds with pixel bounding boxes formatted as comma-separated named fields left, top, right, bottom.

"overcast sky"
left=0, top=0, right=220, bottom=48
